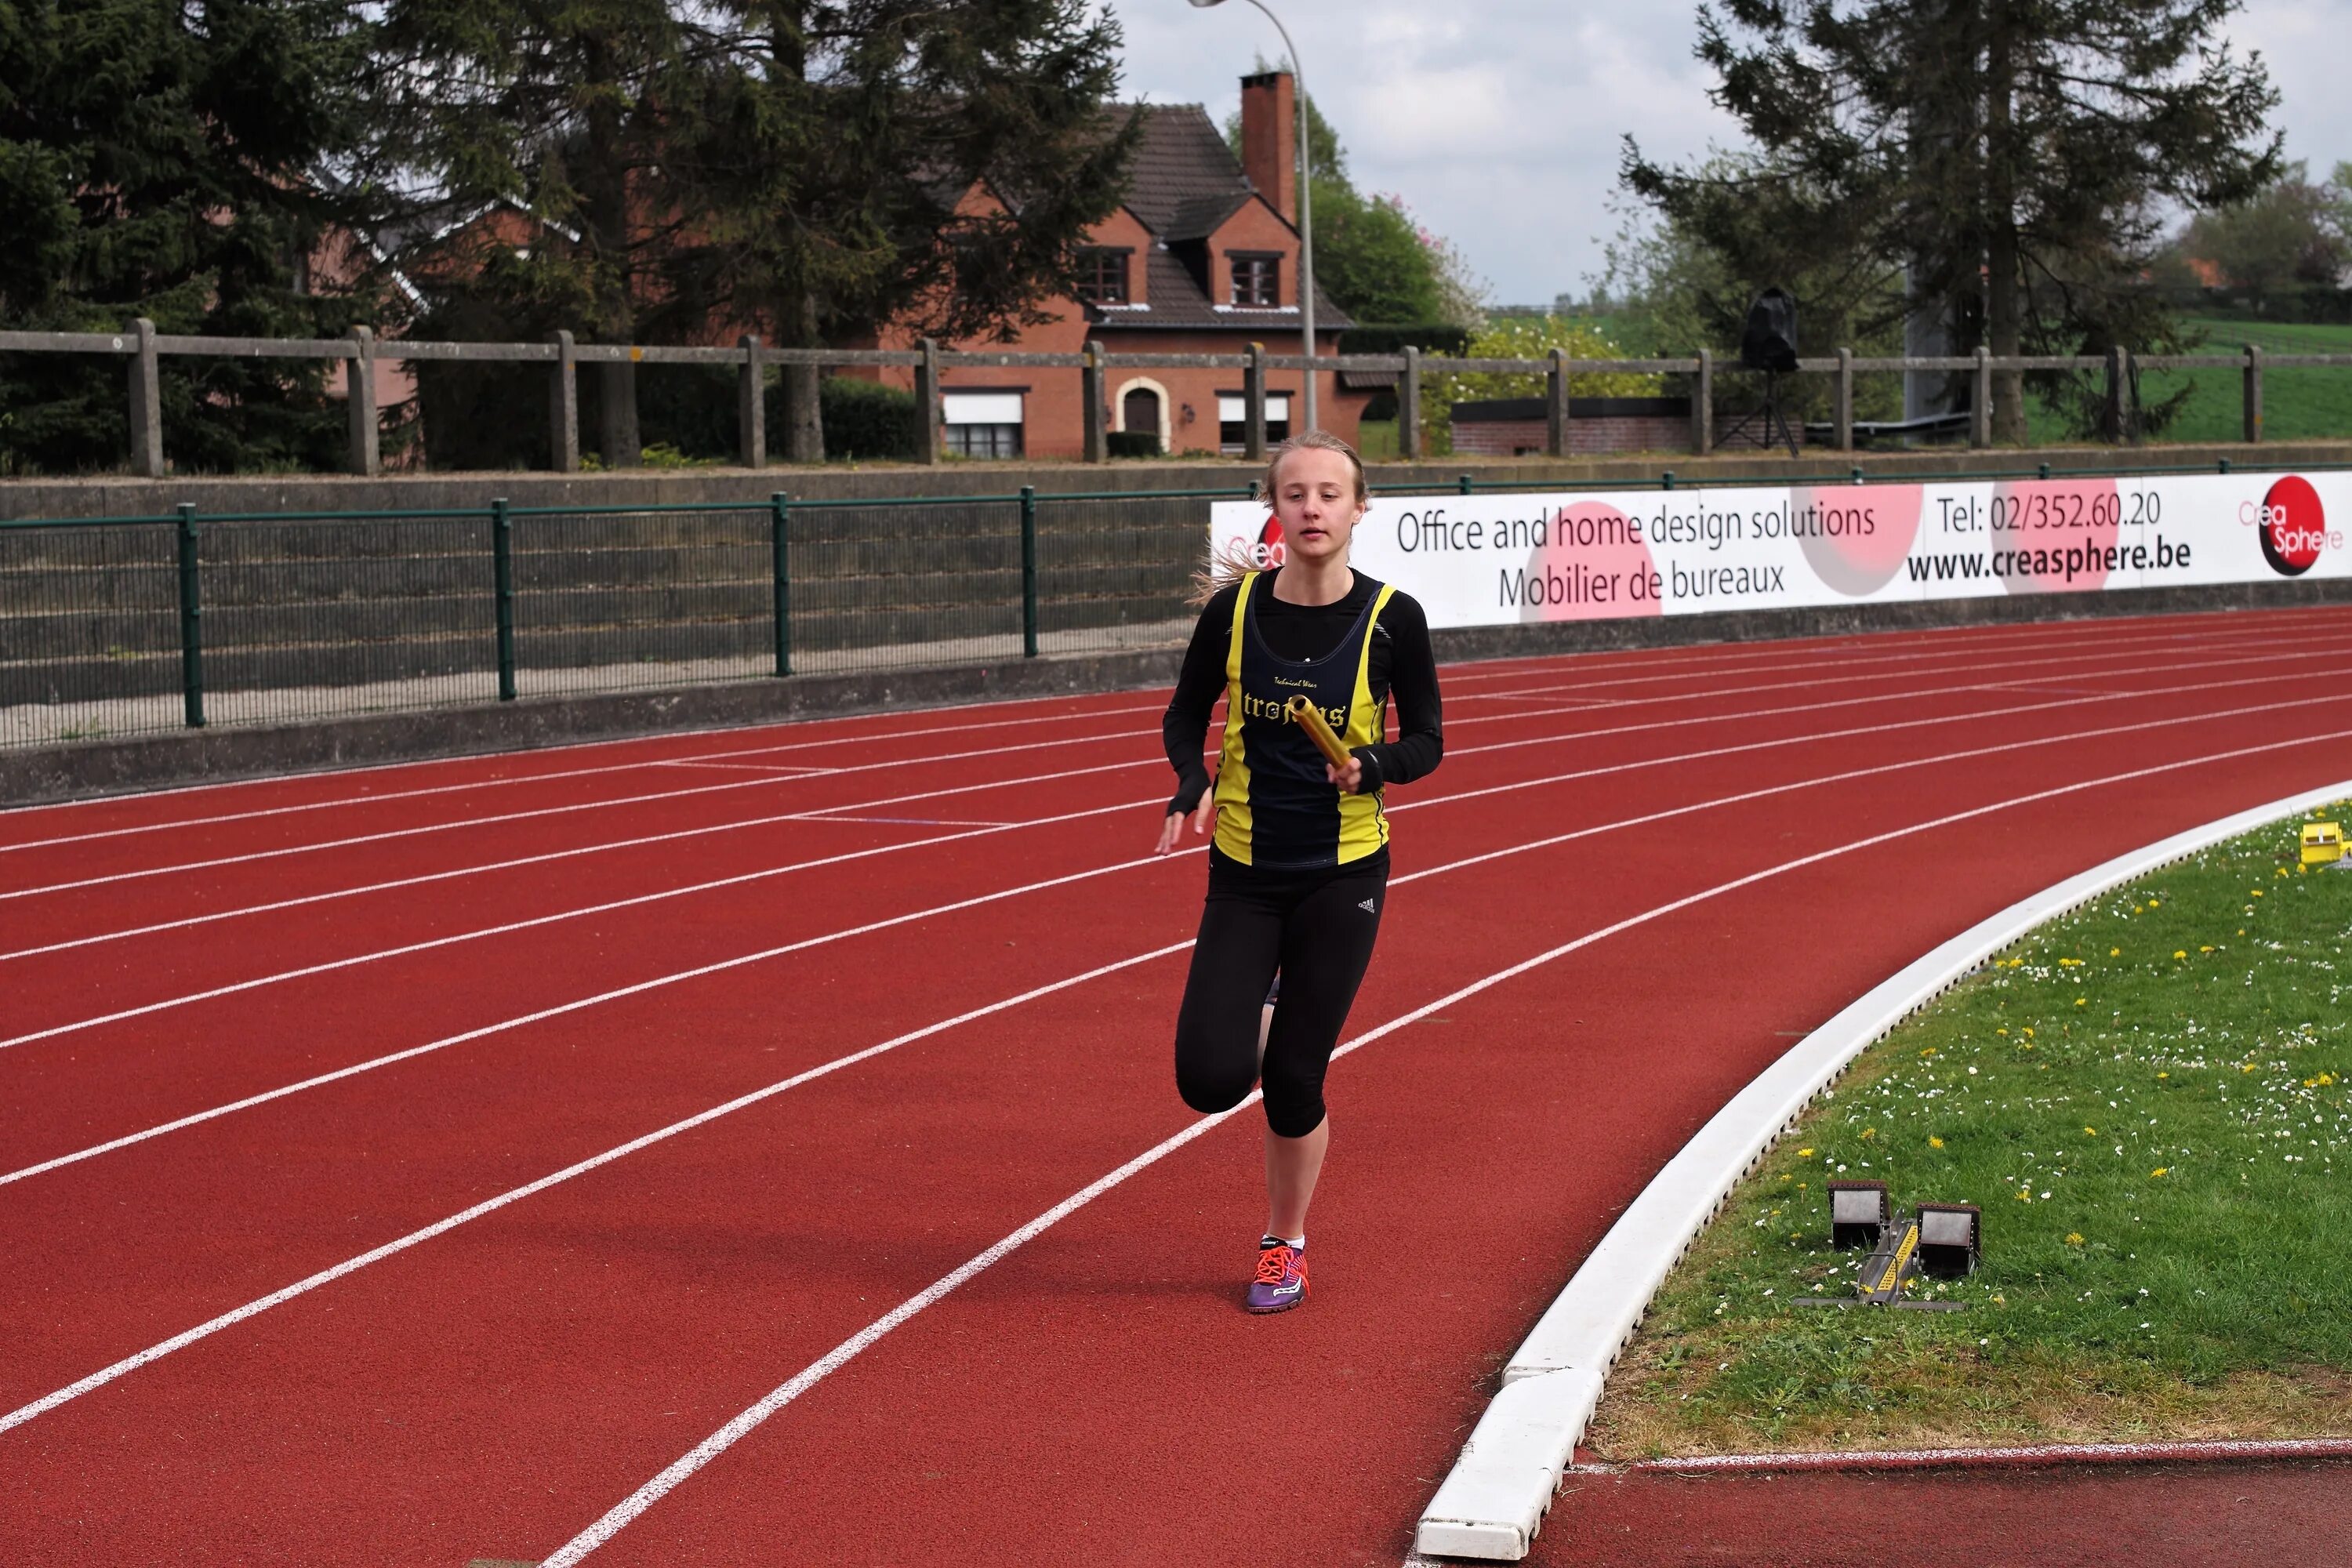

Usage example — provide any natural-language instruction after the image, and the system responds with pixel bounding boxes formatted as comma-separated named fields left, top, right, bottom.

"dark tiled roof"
left=1118, top=105, right=1251, bottom=234
left=1087, top=103, right=1351, bottom=333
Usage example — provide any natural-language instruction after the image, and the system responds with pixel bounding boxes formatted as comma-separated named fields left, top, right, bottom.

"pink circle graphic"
left=1519, top=503, right=1663, bottom=622
left=1990, top=479, right=2122, bottom=593
left=1791, top=484, right=1922, bottom=596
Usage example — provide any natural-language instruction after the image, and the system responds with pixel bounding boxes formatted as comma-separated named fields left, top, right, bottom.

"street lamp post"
left=1188, top=0, right=1317, bottom=433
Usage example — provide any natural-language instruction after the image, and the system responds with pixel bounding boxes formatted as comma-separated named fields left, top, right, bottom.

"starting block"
left=1795, top=1186, right=1978, bottom=1312
left=2302, top=822, right=2344, bottom=866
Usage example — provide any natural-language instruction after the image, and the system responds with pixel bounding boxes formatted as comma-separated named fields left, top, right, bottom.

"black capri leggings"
left=1174, top=849, right=1388, bottom=1138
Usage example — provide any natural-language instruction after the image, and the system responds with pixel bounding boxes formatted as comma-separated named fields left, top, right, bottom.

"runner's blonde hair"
left=1190, top=431, right=1370, bottom=604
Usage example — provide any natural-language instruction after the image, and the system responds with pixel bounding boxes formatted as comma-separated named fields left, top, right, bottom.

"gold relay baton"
left=1283, top=694, right=1355, bottom=771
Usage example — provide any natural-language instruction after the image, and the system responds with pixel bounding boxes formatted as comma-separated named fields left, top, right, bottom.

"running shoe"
left=1247, top=1237, right=1308, bottom=1313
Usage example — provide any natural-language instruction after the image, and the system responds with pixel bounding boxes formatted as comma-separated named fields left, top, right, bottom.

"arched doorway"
left=1120, top=386, right=1163, bottom=454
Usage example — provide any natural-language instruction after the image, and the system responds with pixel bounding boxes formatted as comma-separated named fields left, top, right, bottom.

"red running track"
left=3, top=608, right=2350, bottom=1567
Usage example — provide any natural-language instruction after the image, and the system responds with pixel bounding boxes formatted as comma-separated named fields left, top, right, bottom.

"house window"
left=944, top=391, right=1025, bottom=459
left=1076, top=249, right=1131, bottom=305
left=1216, top=394, right=1292, bottom=455
left=1230, top=253, right=1279, bottom=307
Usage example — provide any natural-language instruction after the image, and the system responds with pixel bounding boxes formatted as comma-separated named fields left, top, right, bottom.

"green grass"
left=2021, top=318, right=2352, bottom=447
left=1587, top=806, right=2352, bottom=1458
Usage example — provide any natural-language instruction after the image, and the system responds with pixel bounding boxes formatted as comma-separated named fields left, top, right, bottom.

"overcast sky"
left=1103, top=0, right=2352, bottom=307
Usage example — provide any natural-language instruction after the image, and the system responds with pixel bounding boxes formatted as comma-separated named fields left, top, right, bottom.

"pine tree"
left=0, top=0, right=377, bottom=474
left=1625, top=0, right=2280, bottom=440
left=652, top=1, right=1140, bottom=459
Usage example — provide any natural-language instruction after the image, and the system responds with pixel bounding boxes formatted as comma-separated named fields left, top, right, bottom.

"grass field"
left=1585, top=805, right=2352, bottom=1459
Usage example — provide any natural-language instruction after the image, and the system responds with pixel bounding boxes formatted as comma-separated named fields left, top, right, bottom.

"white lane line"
left=24, top=714, right=2341, bottom=1452
left=9, top=641, right=2332, bottom=973
left=0, top=797, right=1163, bottom=1054
left=0, top=697, right=1171, bottom=850
left=7, top=665, right=2303, bottom=1047
left=648, top=762, right=844, bottom=775
left=535, top=720, right=2352, bottom=1565
left=0, top=942, right=1195, bottom=1439
left=9, top=620, right=2313, bottom=903
left=0, top=726, right=1159, bottom=902
left=0, top=758, right=1160, bottom=963
left=5, top=680, right=2332, bottom=1188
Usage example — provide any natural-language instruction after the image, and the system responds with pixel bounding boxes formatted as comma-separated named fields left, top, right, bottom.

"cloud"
left=1102, top=0, right=2351, bottom=306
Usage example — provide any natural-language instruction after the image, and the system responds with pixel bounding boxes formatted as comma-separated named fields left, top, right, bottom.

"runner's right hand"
left=1156, top=791, right=1214, bottom=855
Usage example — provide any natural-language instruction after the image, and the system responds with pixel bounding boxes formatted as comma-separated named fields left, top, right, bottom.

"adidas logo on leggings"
left=1358, top=898, right=1376, bottom=913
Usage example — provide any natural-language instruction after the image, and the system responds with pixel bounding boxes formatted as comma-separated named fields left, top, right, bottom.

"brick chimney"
left=1240, top=71, right=1297, bottom=225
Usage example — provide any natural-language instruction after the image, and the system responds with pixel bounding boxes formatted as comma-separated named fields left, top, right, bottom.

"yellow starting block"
left=2301, top=822, right=2344, bottom=866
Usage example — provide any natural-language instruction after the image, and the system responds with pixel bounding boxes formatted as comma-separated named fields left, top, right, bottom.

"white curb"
left=1414, top=777, right=2352, bottom=1561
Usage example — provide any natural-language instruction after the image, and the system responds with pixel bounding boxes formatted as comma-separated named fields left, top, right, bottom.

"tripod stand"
left=1718, top=369, right=1799, bottom=458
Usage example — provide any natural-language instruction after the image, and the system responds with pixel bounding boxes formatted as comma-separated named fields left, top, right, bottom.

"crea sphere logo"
left=1252, top=515, right=1287, bottom=568
left=2250, top=476, right=2327, bottom=576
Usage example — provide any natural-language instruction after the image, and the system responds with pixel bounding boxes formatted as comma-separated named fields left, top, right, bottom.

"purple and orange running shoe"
left=1247, top=1237, right=1308, bottom=1313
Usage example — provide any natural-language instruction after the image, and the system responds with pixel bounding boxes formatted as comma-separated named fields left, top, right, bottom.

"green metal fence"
left=0, top=485, right=1261, bottom=749
left=5, top=458, right=2347, bottom=750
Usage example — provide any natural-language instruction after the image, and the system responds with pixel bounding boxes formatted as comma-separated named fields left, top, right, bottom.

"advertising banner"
left=1208, top=470, right=2352, bottom=630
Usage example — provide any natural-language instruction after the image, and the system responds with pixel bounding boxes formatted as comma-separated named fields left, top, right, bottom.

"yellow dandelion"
left=1797, top=1148, right=1815, bottom=1159
left=2110, top=947, right=2121, bottom=956
left=1997, top=1027, right=2009, bottom=1036
left=2157, top=1072, right=2170, bottom=1080
left=1929, top=1136, right=1945, bottom=1149
left=2085, top=1127, right=2098, bottom=1136
left=2023, top=1027, right=2034, bottom=1038
left=2151, top=1167, right=2170, bottom=1178
left=2075, top=996, right=2089, bottom=1006
left=2016, top=1189, right=2032, bottom=1201
left=2174, top=950, right=2188, bottom=960
left=2201, top=946, right=2214, bottom=953
left=2066, top=1232, right=2085, bottom=1246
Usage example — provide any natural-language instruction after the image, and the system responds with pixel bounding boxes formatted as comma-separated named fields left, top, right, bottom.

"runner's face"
left=1271, top=448, right=1365, bottom=564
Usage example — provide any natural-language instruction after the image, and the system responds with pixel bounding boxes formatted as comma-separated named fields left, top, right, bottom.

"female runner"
left=1156, top=430, right=1443, bottom=1312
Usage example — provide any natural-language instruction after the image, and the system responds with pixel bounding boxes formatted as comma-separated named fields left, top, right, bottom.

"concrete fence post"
left=913, top=337, right=941, bottom=465
left=549, top=330, right=579, bottom=473
left=129, top=317, right=163, bottom=478
left=1082, top=341, right=1108, bottom=463
left=1972, top=347, right=1992, bottom=448
left=1399, top=345, right=1422, bottom=462
left=600, top=350, right=641, bottom=467
left=1546, top=347, right=1568, bottom=459
left=1244, top=343, right=1268, bottom=463
left=345, top=325, right=379, bottom=476
left=2244, top=344, right=2264, bottom=445
left=738, top=335, right=766, bottom=469
left=1834, top=347, right=1854, bottom=452
left=1691, top=348, right=1713, bottom=456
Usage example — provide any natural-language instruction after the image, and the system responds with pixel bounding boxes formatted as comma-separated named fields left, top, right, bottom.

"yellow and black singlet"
left=1214, top=570, right=1395, bottom=869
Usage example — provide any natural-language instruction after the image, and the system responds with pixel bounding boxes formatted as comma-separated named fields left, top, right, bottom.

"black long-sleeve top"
left=1161, top=569, right=1444, bottom=816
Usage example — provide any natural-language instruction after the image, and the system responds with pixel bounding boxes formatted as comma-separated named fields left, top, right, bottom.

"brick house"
left=882, top=71, right=1367, bottom=460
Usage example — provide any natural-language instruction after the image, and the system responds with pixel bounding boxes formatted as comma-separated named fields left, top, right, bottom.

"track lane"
left=13, top=705, right=2352, bottom=1561
left=6, top=637, right=2342, bottom=1047
left=9, top=619, right=2334, bottom=963
left=4, top=662, right=2327, bottom=1174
